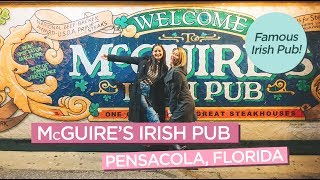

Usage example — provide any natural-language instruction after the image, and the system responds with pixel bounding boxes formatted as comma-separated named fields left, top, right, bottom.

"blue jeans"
left=140, top=82, right=160, bottom=123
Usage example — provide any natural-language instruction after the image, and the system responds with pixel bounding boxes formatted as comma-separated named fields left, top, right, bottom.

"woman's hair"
left=172, top=47, right=187, bottom=67
left=152, top=43, right=166, bottom=65
left=151, top=43, right=167, bottom=73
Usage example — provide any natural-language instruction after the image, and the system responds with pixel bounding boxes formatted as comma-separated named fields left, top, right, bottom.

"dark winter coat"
left=108, top=55, right=168, bottom=122
left=164, top=66, right=197, bottom=122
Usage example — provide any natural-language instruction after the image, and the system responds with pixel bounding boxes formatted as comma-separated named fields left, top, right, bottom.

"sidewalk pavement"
left=0, top=151, right=319, bottom=179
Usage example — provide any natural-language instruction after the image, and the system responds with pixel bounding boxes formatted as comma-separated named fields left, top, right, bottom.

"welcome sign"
left=0, top=3, right=320, bottom=133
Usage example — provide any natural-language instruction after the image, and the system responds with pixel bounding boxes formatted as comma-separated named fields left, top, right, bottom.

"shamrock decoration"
left=89, top=103, right=100, bottom=117
left=114, top=16, right=128, bottom=29
left=0, top=8, right=10, bottom=25
left=274, top=94, right=282, bottom=101
left=75, top=79, right=88, bottom=92
left=296, top=80, right=310, bottom=92
left=103, top=95, right=112, bottom=102
left=171, top=32, right=178, bottom=37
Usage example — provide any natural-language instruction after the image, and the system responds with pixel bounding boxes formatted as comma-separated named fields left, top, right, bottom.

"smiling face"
left=170, top=49, right=181, bottom=66
left=152, top=45, right=164, bottom=61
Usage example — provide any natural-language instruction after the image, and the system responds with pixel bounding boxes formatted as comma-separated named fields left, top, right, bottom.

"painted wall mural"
left=1, top=3, right=320, bottom=133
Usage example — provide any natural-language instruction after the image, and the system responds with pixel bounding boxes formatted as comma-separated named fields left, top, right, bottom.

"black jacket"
left=164, top=66, right=197, bottom=122
left=108, top=55, right=168, bottom=122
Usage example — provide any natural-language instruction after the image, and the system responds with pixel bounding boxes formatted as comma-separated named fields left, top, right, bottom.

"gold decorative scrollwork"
left=90, top=80, right=118, bottom=96
left=0, top=91, right=7, bottom=105
left=301, top=103, right=312, bottom=111
left=29, top=96, right=91, bottom=121
left=311, top=74, right=320, bottom=102
left=0, top=35, right=3, bottom=48
left=266, top=79, right=295, bottom=95
left=0, top=20, right=91, bottom=121
left=121, top=25, right=137, bottom=38
left=159, top=32, right=220, bottom=43
left=158, top=34, right=184, bottom=43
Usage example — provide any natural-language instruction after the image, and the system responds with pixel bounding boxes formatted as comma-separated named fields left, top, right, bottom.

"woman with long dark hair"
left=101, top=44, right=168, bottom=123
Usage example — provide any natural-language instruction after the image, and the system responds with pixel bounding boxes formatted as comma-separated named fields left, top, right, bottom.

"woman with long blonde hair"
left=165, top=47, right=197, bottom=150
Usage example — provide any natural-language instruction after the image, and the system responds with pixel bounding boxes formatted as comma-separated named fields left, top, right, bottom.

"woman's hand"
left=101, top=54, right=108, bottom=60
left=168, top=110, right=172, bottom=118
